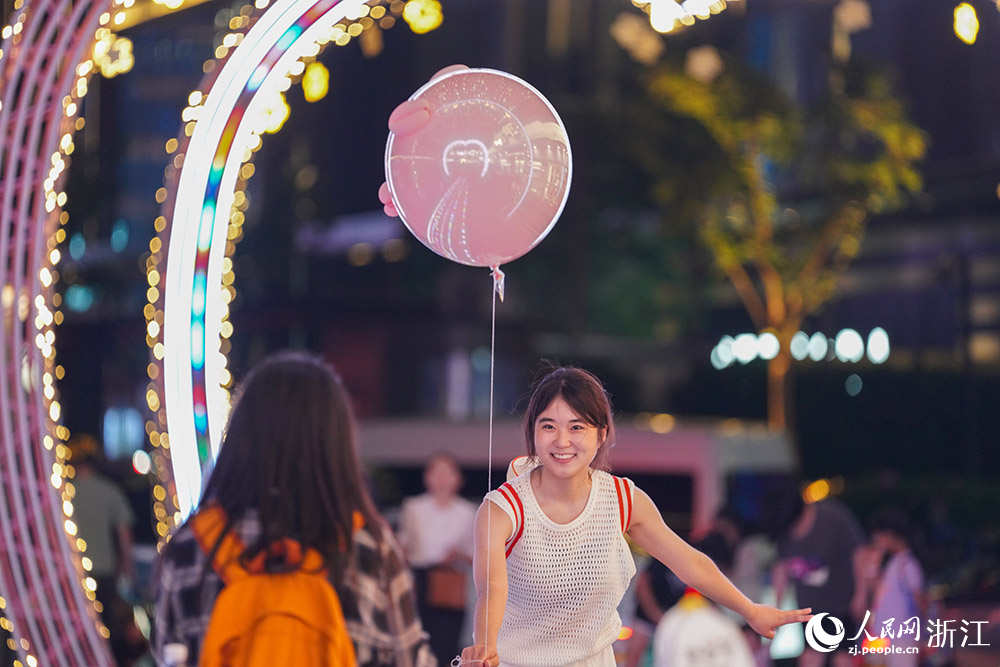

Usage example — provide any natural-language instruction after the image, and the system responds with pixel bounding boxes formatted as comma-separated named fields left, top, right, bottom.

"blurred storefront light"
left=711, top=329, right=890, bottom=368
left=866, top=327, right=890, bottom=364
left=834, top=329, right=865, bottom=363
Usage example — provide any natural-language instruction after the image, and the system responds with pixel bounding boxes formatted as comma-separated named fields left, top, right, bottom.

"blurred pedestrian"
left=626, top=526, right=736, bottom=667
left=154, top=351, right=434, bottom=667
left=766, top=481, right=866, bottom=667
left=626, top=555, right=688, bottom=667
left=399, top=452, right=476, bottom=665
left=68, top=433, right=147, bottom=665
left=867, top=508, right=925, bottom=667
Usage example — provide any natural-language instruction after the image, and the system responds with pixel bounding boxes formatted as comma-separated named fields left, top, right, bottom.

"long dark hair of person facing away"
left=186, top=351, right=382, bottom=584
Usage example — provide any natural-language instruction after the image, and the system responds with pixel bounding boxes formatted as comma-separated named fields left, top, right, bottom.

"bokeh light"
left=954, top=3, right=979, bottom=44
left=757, top=332, right=780, bottom=360
left=807, top=333, right=828, bottom=362
left=866, top=327, right=890, bottom=364
left=302, top=61, right=329, bottom=102
left=402, top=0, right=443, bottom=34
left=790, top=331, right=810, bottom=361
left=131, top=450, right=152, bottom=475
left=733, top=333, right=758, bottom=364
left=835, top=328, right=865, bottom=363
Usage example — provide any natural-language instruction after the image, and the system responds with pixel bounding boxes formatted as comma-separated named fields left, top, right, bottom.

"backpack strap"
left=190, top=505, right=250, bottom=584
left=191, top=507, right=363, bottom=583
left=612, top=476, right=634, bottom=534
left=496, top=482, right=525, bottom=558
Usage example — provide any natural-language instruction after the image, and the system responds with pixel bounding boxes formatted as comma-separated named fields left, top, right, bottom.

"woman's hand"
left=456, top=644, right=498, bottom=667
left=746, top=603, right=813, bottom=639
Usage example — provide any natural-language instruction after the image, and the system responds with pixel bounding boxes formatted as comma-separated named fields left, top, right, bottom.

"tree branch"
left=797, top=203, right=863, bottom=290
left=722, top=261, right=768, bottom=331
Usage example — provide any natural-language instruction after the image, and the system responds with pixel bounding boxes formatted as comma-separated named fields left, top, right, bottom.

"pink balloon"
left=429, top=63, right=469, bottom=80
left=384, top=68, right=572, bottom=268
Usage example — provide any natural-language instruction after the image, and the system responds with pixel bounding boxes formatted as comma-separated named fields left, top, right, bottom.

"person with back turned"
left=154, top=351, right=435, bottom=666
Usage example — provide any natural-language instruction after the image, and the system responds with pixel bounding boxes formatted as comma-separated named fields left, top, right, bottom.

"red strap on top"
left=623, top=478, right=633, bottom=532
left=497, top=483, right=525, bottom=558
left=613, top=477, right=625, bottom=533
left=613, top=477, right=633, bottom=534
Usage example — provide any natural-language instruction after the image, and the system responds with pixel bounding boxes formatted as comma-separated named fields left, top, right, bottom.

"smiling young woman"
left=458, top=366, right=811, bottom=667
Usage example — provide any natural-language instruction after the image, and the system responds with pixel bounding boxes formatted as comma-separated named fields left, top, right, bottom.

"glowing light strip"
left=0, top=0, right=118, bottom=662
left=165, top=0, right=367, bottom=518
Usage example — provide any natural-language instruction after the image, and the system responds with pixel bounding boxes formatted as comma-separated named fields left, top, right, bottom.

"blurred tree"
left=512, top=90, right=713, bottom=343
left=642, top=56, right=926, bottom=432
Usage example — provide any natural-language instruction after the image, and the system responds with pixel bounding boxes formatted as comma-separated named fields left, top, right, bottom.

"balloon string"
left=484, top=268, right=498, bottom=654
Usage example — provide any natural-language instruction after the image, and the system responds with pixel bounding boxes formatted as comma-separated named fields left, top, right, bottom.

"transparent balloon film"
left=385, top=69, right=572, bottom=267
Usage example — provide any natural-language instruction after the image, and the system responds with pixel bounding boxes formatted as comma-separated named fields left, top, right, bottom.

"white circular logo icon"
left=804, top=613, right=846, bottom=653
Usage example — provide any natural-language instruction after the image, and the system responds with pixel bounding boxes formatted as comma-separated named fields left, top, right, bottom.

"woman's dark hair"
left=870, top=508, right=913, bottom=545
left=870, top=507, right=926, bottom=570
left=188, top=351, right=382, bottom=583
left=523, top=366, right=615, bottom=470
left=693, top=531, right=735, bottom=573
left=762, top=478, right=806, bottom=541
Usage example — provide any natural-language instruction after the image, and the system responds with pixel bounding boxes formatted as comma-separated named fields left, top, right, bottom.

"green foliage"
left=513, top=51, right=925, bottom=355
left=641, top=55, right=926, bottom=331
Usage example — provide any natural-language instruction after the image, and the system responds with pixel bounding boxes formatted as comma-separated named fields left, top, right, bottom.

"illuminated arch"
left=0, top=0, right=410, bottom=661
left=147, top=0, right=408, bottom=523
left=0, top=0, right=119, bottom=662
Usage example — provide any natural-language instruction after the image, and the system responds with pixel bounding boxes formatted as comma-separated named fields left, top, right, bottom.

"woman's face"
left=425, top=457, right=462, bottom=497
left=533, top=395, right=604, bottom=479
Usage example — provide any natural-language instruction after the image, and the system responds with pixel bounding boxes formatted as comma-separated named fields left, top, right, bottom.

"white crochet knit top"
left=485, top=463, right=637, bottom=667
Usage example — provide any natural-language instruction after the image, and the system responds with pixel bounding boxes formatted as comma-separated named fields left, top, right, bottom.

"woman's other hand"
left=746, top=603, right=813, bottom=639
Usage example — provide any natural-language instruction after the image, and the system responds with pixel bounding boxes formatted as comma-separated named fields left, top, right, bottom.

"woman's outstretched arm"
left=628, top=487, right=811, bottom=639
left=460, top=500, right=512, bottom=666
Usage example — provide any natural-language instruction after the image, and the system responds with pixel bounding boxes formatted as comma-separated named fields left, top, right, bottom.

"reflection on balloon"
left=384, top=68, right=572, bottom=268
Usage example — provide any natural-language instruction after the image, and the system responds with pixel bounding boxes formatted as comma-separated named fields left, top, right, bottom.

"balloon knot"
left=490, top=266, right=505, bottom=302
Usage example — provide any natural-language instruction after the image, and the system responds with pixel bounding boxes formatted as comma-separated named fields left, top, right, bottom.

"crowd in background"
left=38, top=354, right=986, bottom=667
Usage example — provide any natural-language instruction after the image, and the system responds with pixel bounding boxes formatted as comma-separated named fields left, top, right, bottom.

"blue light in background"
left=102, top=406, right=144, bottom=460
left=68, top=233, right=86, bottom=260
left=64, top=285, right=95, bottom=311
left=111, top=219, right=130, bottom=252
